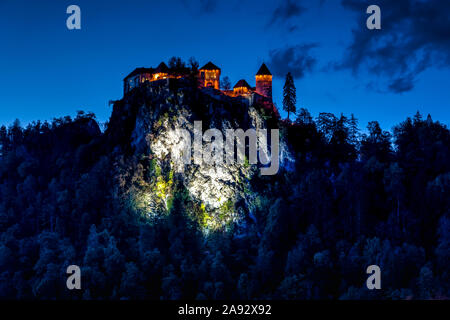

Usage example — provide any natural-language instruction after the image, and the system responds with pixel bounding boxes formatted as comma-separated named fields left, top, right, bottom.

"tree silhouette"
left=188, top=57, right=199, bottom=71
left=283, top=72, right=296, bottom=121
left=221, top=76, right=231, bottom=91
left=0, top=90, right=449, bottom=300
left=168, top=56, right=185, bottom=70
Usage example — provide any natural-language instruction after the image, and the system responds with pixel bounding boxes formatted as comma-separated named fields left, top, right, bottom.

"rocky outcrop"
left=107, top=78, right=293, bottom=231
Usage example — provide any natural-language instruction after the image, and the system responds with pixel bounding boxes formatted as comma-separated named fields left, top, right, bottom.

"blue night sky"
left=0, top=0, right=449, bottom=131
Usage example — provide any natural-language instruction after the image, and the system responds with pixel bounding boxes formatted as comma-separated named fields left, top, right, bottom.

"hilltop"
left=106, top=77, right=287, bottom=230
left=0, top=77, right=449, bottom=299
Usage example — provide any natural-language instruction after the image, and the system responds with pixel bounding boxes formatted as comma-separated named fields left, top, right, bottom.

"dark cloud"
left=199, top=0, right=218, bottom=13
left=388, top=75, right=415, bottom=94
left=338, top=0, right=450, bottom=93
left=288, top=25, right=298, bottom=33
left=268, top=0, right=307, bottom=26
left=268, top=43, right=318, bottom=79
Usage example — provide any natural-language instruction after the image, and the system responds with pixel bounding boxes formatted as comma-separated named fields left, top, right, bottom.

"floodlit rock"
left=107, top=78, right=292, bottom=231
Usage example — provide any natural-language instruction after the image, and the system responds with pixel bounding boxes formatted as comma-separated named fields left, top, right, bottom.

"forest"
left=0, top=100, right=449, bottom=299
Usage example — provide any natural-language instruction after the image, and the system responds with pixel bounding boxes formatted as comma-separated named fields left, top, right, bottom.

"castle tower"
left=199, top=62, right=221, bottom=89
left=255, top=63, right=272, bottom=100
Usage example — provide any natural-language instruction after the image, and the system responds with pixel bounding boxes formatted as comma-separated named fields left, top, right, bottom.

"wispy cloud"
left=199, top=0, right=218, bottom=13
left=337, top=0, right=450, bottom=93
left=267, top=0, right=307, bottom=30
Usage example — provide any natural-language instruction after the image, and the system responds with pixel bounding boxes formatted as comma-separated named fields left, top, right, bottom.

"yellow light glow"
left=256, top=75, right=272, bottom=81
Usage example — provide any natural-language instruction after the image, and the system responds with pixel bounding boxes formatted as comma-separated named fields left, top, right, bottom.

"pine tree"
left=0, top=125, right=8, bottom=155
left=413, top=110, right=423, bottom=124
left=283, top=72, right=296, bottom=121
left=348, top=114, right=359, bottom=146
left=9, top=119, right=23, bottom=147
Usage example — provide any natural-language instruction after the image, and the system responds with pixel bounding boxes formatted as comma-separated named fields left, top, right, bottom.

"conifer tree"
left=283, top=72, right=296, bottom=121
left=0, top=125, right=8, bottom=155
left=348, top=113, right=359, bottom=146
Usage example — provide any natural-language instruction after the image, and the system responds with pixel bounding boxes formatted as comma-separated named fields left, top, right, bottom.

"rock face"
left=107, top=78, right=292, bottom=231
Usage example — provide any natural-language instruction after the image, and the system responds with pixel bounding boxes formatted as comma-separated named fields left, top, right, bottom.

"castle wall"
left=256, top=77, right=272, bottom=100
left=199, top=70, right=221, bottom=90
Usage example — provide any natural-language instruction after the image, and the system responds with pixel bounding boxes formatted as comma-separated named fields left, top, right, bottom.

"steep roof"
left=124, top=67, right=154, bottom=80
left=233, top=79, right=252, bottom=89
left=199, top=61, right=221, bottom=71
left=155, top=62, right=169, bottom=73
left=256, top=63, right=272, bottom=76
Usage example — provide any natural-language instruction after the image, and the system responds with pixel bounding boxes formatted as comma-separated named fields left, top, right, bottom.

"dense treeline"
left=0, top=108, right=449, bottom=299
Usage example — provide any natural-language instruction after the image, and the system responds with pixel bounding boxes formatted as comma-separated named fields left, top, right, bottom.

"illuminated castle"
left=198, top=61, right=272, bottom=101
left=255, top=63, right=272, bottom=100
left=198, top=62, right=221, bottom=90
left=123, top=61, right=273, bottom=102
left=123, top=62, right=184, bottom=94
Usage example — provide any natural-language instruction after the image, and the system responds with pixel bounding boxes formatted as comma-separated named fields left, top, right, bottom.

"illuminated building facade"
left=124, top=61, right=273, bottom=104
left=255, top=63, right=272, bottom=100
left=199, top=62, right=221, bottom=90
left=123, top=62, right=187, bottom=94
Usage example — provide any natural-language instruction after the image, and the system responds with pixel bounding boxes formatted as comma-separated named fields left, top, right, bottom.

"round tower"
left=255, top=63, right=272, bottom=100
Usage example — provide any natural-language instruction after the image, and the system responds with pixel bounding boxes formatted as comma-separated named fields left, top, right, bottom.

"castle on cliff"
left=123, top=61, right=273, bottom=103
